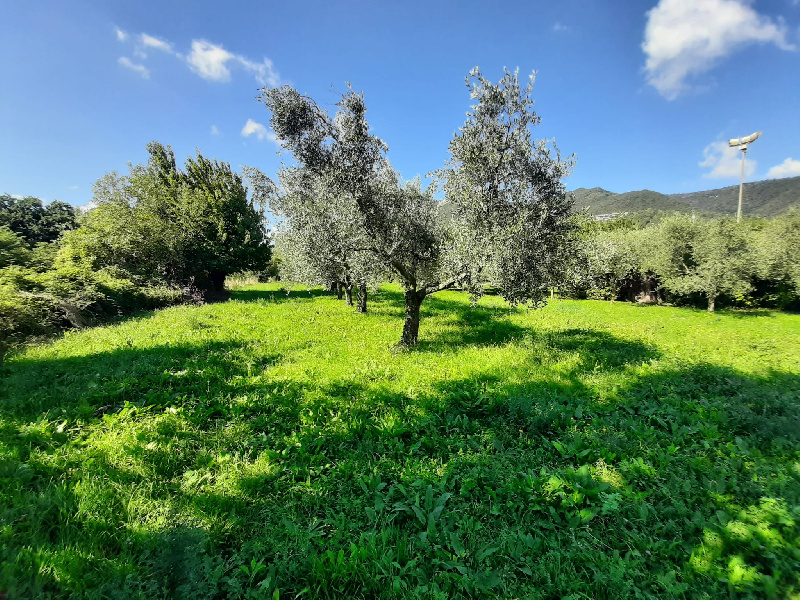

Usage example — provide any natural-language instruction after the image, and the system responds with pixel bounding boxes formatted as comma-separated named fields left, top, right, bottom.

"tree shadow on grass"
left=367, top=287, right=667, bottom=355
left=645, top=302, right=781, bottom=319
left=534, top=328, right=658, bottom=370
left=413, top=294, right=527, bottom=351
left=625, top=363, right=800, bottom=445
left=392, top=362, right=800, bottom=596
left=363, top=287, right=406, bottom=319
left=2, top=305, right=799, bottom=598
left=0, top=340, right=285, bottom=420
left=722, top=309, right=779, bottom=319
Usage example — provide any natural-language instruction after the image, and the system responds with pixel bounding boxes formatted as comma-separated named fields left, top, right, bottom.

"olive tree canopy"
left=649, top=214, right=752, bottom=312
left=269, top=166, right=383, bottom=308
left=257, top=68, right=576, bottom=345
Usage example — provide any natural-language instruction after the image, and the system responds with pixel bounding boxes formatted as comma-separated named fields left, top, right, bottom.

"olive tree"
left=650, top=214, right=752, bottom=312
left=751, top=212, right=800, bottom=293
left=258, top=68, right=576, bottom=345
left=268, top=166, right=383, bottom=310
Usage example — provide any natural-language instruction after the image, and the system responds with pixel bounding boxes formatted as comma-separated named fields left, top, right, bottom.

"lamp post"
left=728, top=131, right=761, bottom=223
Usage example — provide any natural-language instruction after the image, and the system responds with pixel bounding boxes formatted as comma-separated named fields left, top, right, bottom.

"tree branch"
left=390, top=260, right=415, bottom=287
left=424, top=275, right=463, bottom=294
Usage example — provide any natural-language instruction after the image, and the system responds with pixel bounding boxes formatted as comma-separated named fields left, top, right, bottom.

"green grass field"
left=1, top=284, right=799, bottom=599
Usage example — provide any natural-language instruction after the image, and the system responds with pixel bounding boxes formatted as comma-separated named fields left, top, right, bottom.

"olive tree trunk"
left=708, top=294, right=716, bottom=313
left=336, top=282, right=343, bottom=300
left=356, top=283, right=367, bottom=313
left=400, top=289, right=426, bottom=346
left=344, top=284, right=354, bottom=306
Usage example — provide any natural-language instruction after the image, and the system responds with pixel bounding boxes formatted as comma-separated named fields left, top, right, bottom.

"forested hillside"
left=574, top=175, right=800, bottom=218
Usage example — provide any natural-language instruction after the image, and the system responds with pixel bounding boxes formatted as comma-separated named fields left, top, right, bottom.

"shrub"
left=0, top=226, right=31, bottom=268
left=0, top=281, right=57, bottom=360
left=0, top=261, right=182, bottom=360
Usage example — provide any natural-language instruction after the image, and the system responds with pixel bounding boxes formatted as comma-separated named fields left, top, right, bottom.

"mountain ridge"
left=572, top=175, right=800, bottom=218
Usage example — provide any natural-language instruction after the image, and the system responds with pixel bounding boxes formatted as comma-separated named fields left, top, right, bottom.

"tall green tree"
left=0, top=227, right=31, bottom=268
left=63, top=142, right=270, bottom=293
left=258, top=68, right=576, bottom=345
left=0, top=195, right=77, bottom=246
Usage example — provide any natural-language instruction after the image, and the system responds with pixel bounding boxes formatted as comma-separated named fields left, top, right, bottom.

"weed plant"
left=1, top=284, right=799, bottom=598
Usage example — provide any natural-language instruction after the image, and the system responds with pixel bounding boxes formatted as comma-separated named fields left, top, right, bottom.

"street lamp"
left=728, top=131, right=761, bottom=223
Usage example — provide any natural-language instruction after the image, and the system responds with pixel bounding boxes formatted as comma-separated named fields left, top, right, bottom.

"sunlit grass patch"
left=1, top=283, right=799, bottom=598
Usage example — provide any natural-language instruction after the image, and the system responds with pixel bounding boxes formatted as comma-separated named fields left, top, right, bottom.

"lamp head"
left=728, top=131, right=762, bottom=148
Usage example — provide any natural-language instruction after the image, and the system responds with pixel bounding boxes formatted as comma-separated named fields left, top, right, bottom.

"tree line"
left=570, top=212, right=800, bottom=311
left=1, top=67, right=577, bottom=352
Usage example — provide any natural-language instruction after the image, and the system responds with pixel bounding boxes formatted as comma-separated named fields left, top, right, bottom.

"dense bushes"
left=0, top=142, right=272, bottom=359
left=0, top=261, right=182, bottom=360
left=574, top=212, right=800, bottom=310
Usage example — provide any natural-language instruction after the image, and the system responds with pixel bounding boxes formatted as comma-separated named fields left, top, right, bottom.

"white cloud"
left=118, top=57, right=150, bottom=79
left=238, top=56, right=281, bottom=87
left=140, top=33, right=173, bottom=54
left=700, top=140, right=756, bottom=178
left=187, top=39, right=280, bottom=85
left=766, top=157, right=800, bottom=178
left=553, top=22, right=569, bottom=32
left=69, top=185, right=79, bottom=190
left=241, top=119, right=275, bottom=141
left=133, top=33, right=174, bottom=59
left=211, top=125, right=219, bottom=135
left=187, top=40, right=236, bottom=81
left=114, top=32, right=280, bottom=85
left=642, top=0, right=793, bottom=99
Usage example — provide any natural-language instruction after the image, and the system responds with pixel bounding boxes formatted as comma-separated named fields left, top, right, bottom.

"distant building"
left=593, top=212, right=629, bottom=222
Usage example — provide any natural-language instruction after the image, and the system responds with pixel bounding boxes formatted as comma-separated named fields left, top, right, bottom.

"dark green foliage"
left=0, top=144, right=271, bottom=358
left=181, top=151, right=272, bottom=289
left=575, top=187, right=693, bottom=216
left=0, top=194, right=77, bottom=247
left=0, top=227, right=31, bottom=269
left=63, top=142, right=270, bottom=294
left=0, top=263, right=182, bottom=360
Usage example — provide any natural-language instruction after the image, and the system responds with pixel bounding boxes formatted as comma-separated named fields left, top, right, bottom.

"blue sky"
left=1, top=0, right=799, bottom=208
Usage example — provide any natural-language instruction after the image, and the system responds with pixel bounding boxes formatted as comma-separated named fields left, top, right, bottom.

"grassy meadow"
left=1, top=283, right=799, bottom=599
